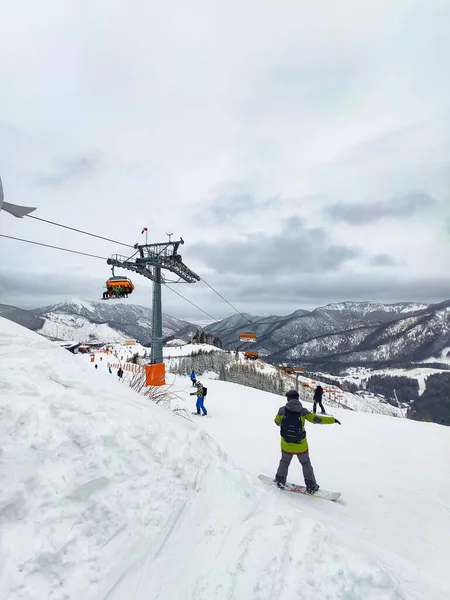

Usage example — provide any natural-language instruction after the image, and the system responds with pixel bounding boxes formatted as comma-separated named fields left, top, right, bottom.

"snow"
left=164, top=338, right=187, bottom=347
left=1, top=317, right=450, bottom=600
left=421, top=346, right=450, bottom=365
left=163, top=342, right=222, bottom=358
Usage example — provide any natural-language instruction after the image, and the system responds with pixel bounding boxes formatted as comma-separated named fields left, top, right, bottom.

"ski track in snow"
left=1, top=317, right=449, bottom=600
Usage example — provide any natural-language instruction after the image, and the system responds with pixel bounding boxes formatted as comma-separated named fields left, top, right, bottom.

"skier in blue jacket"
left=190, top=370, right=197, bottom=386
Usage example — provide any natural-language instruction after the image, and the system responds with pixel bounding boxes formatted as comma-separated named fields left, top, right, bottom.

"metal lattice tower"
left=107, top=237, right=200, bottom=364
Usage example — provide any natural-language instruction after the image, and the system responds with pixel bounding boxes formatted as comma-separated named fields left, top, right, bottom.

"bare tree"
left=126, top=371, right=191, bottom=419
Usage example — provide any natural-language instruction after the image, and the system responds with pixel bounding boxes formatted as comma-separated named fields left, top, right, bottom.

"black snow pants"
left=313, top=398, right=325, bottom=414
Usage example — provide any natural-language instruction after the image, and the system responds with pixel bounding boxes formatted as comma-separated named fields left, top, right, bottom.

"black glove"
left=334, top=418, right=341, bottom=425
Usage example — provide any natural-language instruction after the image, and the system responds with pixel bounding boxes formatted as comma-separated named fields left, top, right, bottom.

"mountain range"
left=1, top=298, right=449, bottom=370
left=204, top=300, right=450, bottom=369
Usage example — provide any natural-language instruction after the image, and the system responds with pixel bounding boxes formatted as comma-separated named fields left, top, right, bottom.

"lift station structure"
left=107, top=237, right=200, bottom=364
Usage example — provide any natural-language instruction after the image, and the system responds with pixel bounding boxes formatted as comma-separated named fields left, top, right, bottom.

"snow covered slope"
left=1, top=318, right=449, bottom=599
left=38, top=311, right=127, bottom=344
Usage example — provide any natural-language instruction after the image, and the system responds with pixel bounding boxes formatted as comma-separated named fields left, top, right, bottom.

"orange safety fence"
left=108, top=362, right=144, bottom=373
left=108, top=361, right=166, bottom=386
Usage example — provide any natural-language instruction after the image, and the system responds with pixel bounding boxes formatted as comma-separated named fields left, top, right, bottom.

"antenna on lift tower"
left=107, top=235, right=199, bottom=365
left=166, top=231, right=173, bottom=242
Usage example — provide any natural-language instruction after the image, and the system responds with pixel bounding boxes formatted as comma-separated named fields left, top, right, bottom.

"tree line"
left=191, top=329, right=223, bottom=348
left=408, top=373, right=450, bottom=425
left=167, top=350, right=286, bottom=395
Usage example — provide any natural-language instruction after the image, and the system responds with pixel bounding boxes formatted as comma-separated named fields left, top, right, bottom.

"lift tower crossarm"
left=107, top=255, right=156, bottom=281
left=133, top=239, right=200, bottom=283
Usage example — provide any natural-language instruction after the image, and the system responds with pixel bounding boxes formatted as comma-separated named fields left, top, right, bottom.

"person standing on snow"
left=190, top=380, right=207, bottom=415
left=190, top=370, right=197, bottom=387
left=313, top=384, right=326, bottom=414
left=274, top=390, right=340, bottom=494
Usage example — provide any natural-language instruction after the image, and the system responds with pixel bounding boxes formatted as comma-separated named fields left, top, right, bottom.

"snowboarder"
left=274, top=390, right=340, bottom=494
left=313, top=384, right=326, bottom=414
left=117, top=367, right=124, bottom=381
left=190, top=381, right=207, bottom=415
left=108, top=367, right=112, bottom=374
left=190, top=370, right=197, bottom=386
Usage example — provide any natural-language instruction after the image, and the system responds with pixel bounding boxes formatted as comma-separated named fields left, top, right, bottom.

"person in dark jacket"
left=274, top=390, right=340, bottom=493
left=313, top=384, right=326, bottom=414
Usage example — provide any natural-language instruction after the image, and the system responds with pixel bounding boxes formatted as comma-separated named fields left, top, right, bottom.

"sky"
left=1, top=0, right=449, bottom=321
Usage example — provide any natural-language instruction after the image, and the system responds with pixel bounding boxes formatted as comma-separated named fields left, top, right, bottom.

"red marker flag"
left=141, top=227, right=148, bottom=234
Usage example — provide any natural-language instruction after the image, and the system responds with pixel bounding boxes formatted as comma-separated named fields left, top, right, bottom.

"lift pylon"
left=107, top=237, right=200, bottom=364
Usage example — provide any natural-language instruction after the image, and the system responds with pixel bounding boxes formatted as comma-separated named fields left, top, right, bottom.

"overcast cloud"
left=37, top=156, right=99, bottom=187
left=326, top=193, right=436, bottom=225
left=1, top=0, right=449, bottom=320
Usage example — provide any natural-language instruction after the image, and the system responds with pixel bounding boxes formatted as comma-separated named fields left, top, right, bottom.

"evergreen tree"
left=219, top=363, right=227, bottom=381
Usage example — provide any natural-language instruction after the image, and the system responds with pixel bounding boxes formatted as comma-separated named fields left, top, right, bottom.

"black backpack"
left=280, top=408, right=305, bottom=444
left=202, top=387, right=207, bottom=396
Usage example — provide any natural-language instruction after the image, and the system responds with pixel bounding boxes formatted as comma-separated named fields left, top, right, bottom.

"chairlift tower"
left=107, top=237, right=200, bottom=364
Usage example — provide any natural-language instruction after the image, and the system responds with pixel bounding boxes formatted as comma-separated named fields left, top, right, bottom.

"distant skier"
left=190, top=370, right=197, bottom=386
left=108, top=367, right=112, bottom=374
left=274, top=390, right=340, bottom=494
left=313, top=384, right=326, bottom=414
left=94, top=364, right=98, bottom=369
left=117, top=367, right=124, bottom=381
left=190, top=381, right=207, bottom=415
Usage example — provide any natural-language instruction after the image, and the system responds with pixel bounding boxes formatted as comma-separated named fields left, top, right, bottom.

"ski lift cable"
left=163, top=283, right=218, bottom=321
left=1, top=233, right=246, bottom=325
left=0, top=233, right=108, bottom=260
left=26, top=214, right=134, bottom=248
left=199, top=277, right=253, bottom=324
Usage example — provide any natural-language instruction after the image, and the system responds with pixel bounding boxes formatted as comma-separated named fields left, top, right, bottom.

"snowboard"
left=191, top=412, right=211, bottom=418
left=258, top=474, right=341, bottom=501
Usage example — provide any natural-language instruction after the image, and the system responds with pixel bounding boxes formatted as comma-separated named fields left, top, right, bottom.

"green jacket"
left=190, top=383, right=204, bottom=398
left=275, top=402, right=337, bottom=454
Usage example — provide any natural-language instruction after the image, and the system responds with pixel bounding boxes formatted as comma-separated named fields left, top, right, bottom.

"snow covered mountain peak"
left=48, top=298, right=100, bottom=314
left=317, top=300, right=429, bottom=315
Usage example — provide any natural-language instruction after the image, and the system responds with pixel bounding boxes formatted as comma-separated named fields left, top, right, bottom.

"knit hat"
left=286, top=389, right=299, bottom=399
